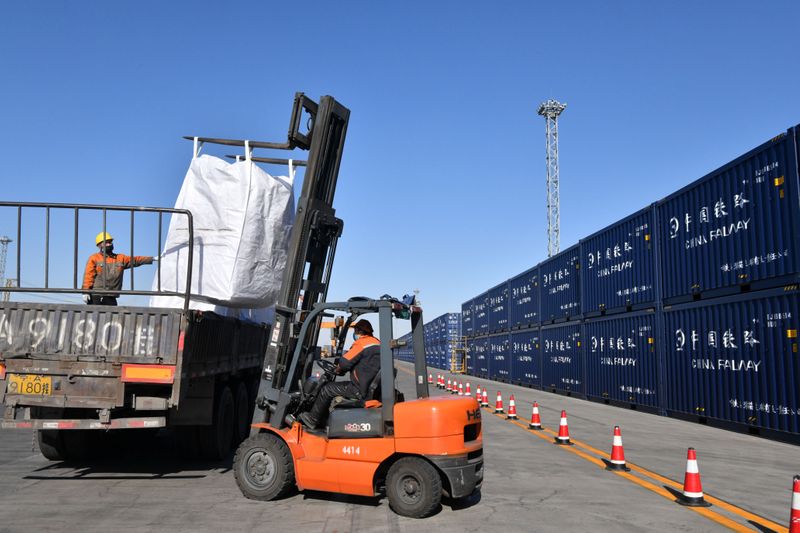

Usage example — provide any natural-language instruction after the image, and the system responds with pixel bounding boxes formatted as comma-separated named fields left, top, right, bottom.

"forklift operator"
left=298, top=319, right=380, bottom=429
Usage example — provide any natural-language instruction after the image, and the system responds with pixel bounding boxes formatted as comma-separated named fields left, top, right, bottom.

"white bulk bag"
left=150, top=154, right=294, bottom=322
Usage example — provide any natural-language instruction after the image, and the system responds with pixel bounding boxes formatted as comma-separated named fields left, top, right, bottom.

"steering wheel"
left=317, top=358, right=338, bottom=376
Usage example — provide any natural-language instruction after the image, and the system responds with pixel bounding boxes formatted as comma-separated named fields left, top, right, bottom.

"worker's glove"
left=82, top=294, right=91, bottom=304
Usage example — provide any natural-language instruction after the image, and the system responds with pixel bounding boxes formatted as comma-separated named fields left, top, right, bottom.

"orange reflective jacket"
left=82, top=252, right=152, bottom=293
left=338, top=335, right=381, bottom=397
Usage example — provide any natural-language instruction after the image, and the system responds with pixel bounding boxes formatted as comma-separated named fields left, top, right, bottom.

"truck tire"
left=175, top=426, right=202, bottom=459
left=386, top=457, right=442, bottom=518
left=233, top=433, right=295, bottom=501
left=61, top=430, right=100, bottom=461
left=233, top=381, right=250, bottom=444
left=199, top=385, right=234, bottom=460
left=37, top=430, right=66, bottom=461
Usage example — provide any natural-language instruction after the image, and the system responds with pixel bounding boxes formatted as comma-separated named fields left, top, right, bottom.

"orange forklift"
left=231, top=95, right=483, bottom=518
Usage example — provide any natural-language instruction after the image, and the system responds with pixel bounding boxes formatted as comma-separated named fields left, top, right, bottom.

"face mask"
left=352, top=332, right=360, bottom=341
left=103, top=244, right=114, bottom=254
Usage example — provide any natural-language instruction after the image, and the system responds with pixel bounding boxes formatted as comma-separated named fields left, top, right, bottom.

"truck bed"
left=0, top=302, right=269, bottom=429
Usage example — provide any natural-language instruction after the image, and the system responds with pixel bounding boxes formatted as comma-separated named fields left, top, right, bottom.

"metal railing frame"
left=0, top=202, right=194, bottom=313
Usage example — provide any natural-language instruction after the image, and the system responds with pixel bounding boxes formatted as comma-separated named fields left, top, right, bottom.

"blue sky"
left=1, top=1, right=799, bottom=330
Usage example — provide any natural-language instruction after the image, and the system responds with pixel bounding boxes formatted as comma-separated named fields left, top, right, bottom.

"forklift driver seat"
left=328, top=367, right=391, bottom=411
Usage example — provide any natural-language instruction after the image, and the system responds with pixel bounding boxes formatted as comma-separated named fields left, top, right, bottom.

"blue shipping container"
left=663, top=287, right=800, bottom=435
left=510, top=328, right=540, bottom=388
left=581, top=205, right=657, bottom=316
left=474, top=293, right=489, bottom=335
left=658, top=126, right=800, bottom=303
left=584, top=311, right=660, bottom=409
left=461, top=300, right=474, bottom=337
left=509, top=266, right=540, bottom=329
left=488, top=334, right=510, bottom=381
left=473, top=336, right=489, bottom=377
left=540, top=245, right=581, bottom=323
left=541, top=322, right=584, bottom=395
left=488, top=281, right=509, bottom=332
left=466, top=338, right=476, bottom=375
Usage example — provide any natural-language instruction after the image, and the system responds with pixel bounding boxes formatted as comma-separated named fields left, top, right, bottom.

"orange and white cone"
left=428, top=373, right=433, bottom=385
left=437, top=374, right=442, bottom=388
left=506, top=395, right=518, bottom=419
left=677, top=448, right=711, bottom=507
left=451, top=379, right=459, bottom=394
left=458, top=382, right=464, bottom=396
left=790, top=475, right=800, bottom=533
left=465, top=383, right=472, bottom=396
left=495, top=392, right=504, bottom=413
left=554, top=410, right=573, bottom=445
left=476, top=384, right=482, bottom=399
left=529, top=402, right=543, bottom=430
left=481, top=389, right=489, bottom=407
left=606, top=426, right=630, bottom=471
left=446, top=379, right=452, bottom=392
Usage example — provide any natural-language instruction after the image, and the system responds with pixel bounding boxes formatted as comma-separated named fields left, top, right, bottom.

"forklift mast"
left=249, top=94, right=351, bottom=429
left=188, top=93, right=350, bottom=430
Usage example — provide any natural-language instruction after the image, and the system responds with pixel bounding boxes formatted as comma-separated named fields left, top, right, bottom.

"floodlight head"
left=537, top=99, right=567, bottom=118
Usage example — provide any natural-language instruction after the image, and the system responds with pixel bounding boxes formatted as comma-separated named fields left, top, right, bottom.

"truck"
left=0, top=93, right=338, bottom=462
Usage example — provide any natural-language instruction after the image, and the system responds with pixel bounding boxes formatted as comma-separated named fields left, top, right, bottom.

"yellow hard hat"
left=95, top=231, right=113, bottom=245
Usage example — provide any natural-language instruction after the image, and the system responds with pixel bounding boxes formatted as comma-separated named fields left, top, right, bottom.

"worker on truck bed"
left=299, top=319, right=380, bottom=429
left=82, top=231, right=155, bottom=306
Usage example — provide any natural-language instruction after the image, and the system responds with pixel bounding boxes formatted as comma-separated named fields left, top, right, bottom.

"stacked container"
left=451, top=123, right=800, bottom=440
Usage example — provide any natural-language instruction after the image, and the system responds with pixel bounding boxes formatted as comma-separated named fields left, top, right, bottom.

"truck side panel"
left=0, top=303, right=183, bottom=363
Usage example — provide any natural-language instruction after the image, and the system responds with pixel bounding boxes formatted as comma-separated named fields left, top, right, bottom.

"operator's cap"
left=353, top=319, right=374, bottom=335
left=95, top=231, right=114, bottom=245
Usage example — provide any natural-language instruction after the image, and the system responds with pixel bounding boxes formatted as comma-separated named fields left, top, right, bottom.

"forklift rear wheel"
left=37, top=430, right=66, bottom=461
left=386, top=457, right=442, bottom=518
left=233, top=433, right=295, bottom=501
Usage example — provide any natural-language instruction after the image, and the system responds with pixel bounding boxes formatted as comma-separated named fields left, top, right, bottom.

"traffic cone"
left=677, top=448, right=711, bottom=507
left=481, top=389, right=489, bottom=407
left=428, top=373, right=433, bottom=385
left=458, top=382, right=464, bottom=396
left=440, top=375, right=444, bottom=389
left=506, top=395, right=518, bottom=419
left=790, top=475, right=800, bottom=533
left=495, top=392, right=504, bottom=413
left=451, top=379, right=459, bottom=394
left=554, top=410, right=573, bottom=445
left=476, top=384, right=482, bottom=399
left=606, top=426, right=630, bottom=471
left=446, top=379, right=452, bottom=392
left=465, top=382, right=472, bottom=396
left=529, top=402, right=543, bottom=430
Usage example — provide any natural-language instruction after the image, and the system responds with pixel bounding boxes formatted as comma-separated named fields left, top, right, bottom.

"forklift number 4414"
left=342, top=445, right=361, bottom=456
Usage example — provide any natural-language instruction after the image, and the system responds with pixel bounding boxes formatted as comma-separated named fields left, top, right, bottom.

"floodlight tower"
left=0, top=236, right=11, bottom=303
left=537, top=100, right=566, bottom=258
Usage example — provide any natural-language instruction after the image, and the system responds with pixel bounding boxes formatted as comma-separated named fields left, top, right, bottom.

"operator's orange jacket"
left=82, top=252, right=153, bottom=294
left=337, top=334, right=381, bottom=397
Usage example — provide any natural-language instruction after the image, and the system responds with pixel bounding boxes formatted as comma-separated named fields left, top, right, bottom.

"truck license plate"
left=7, top=374, right=52, bottom=396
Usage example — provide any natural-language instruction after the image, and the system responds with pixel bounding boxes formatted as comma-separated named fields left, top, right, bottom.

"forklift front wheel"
left=386, top=457, right=442, bottom=518
left=233, top=433, right=295, bottom=501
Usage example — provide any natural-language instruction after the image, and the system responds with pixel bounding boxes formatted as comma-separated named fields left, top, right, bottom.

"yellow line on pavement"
left=530, top=418, right=788, bottom=533
left=482, top=407, right=762, bottom=533
left=424, top=371, right=785, bottom=531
